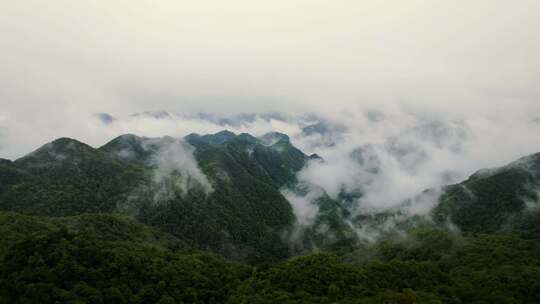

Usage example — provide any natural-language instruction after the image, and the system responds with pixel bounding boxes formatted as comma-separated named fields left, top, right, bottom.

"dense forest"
left=2, top=212, right=540, bottom=303
left=2, top=131, right=540, bottom=303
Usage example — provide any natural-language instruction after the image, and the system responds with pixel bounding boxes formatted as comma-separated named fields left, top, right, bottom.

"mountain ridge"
left=0, top=130, right=315, bottom=261
left=3, top=130, right=540, bottom=258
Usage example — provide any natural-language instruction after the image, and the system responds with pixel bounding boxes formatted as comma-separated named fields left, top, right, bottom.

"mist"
left=1, top=1, right=540, bottom=222
left=150, top=138, right=214, bottom=199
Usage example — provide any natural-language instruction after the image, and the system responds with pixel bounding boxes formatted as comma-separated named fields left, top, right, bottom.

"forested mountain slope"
left=434, top=152, right=540, bottom=240
left=0, top=131, right=312, bottom=261
left=4, top=132, right=540, bottom=302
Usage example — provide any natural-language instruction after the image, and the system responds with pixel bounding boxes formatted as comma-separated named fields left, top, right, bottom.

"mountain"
left=433, top=152, right=540, bottom=240
left=259, top=131, right=290, bottom=145
left=4, top=131, right=540, bottom=303
left=99, top=134, right=160, bottom=165
left=0, top=131, right=314, bottom=261
left=6, top=131, right=540, bottom=260
left=183, top=130, right=309, bottom=187
left=300, top=121, right=347, bottom=148
left=185, top=130, right=238, bottom=147
left=0, top=138, right=147, bottom=216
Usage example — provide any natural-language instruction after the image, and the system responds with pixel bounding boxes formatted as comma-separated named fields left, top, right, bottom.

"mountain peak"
left=36, top=137, right=93, bottom=154
left=185, top=130, right=239, bottom=147
left=260, top=132, right=290, bottom=145
left=99, top=134, right=178, bottom=164
left=14, top=137, right=98, bottom=168
left=237, top=133, right=260, bottom=143
left=214, top=130, right=236, bottom=137
left=51, top=137, right=88, bottom=146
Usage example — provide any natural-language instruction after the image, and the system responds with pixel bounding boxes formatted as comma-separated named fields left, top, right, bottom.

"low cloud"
left=281, top=187, right=322, bottom=226
left=290, top=105, right=540, bottom=215
left=150, top=138, right=213, bottom=198
left=4, top=104, right=540, bottom=219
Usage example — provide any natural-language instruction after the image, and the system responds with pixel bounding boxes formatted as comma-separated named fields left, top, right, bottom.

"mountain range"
left=1, top=130, right=540, bottom=303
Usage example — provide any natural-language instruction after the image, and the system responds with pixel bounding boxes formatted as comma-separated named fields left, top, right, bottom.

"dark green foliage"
left=110, top=131, right=310, bottom=261
left=231, top=229, right=540, bottom=303
left=4, top=215, right=540, bottom=304
left=191, top=130, right=238, bottom=146
left=229, top=252, right=450, bottom=303
left=0, top=132, right=310, bottom=261
left=228, top=253, right=368, bottom=303
left=187, top=130, right=309, bottom=188
left=252, top=141, right=307, bottom=187
left=0, top=211, right=191, bottom=259
left=0, top=227, right=250, bottom=304
left=0, top=159, right=34, bottom=193
left=294, top=193, right=360, bottom=253
left=154, top=130, right=309, bottom=261
left=0, top=138, right=147, bottom=216
left=139, top=135, right=302, bottom=261
left=4, top=133, right=540, bottom=303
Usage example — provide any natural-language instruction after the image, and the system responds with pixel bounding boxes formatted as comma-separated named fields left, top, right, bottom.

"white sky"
left=1, top=1, right=540, bottom=158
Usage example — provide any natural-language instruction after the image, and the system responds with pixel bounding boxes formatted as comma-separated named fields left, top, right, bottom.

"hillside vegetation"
left=2, top=132, right=540, bottom=303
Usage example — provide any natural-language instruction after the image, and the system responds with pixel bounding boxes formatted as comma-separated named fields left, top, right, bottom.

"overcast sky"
left=1, top=1, right=540, bottom=159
